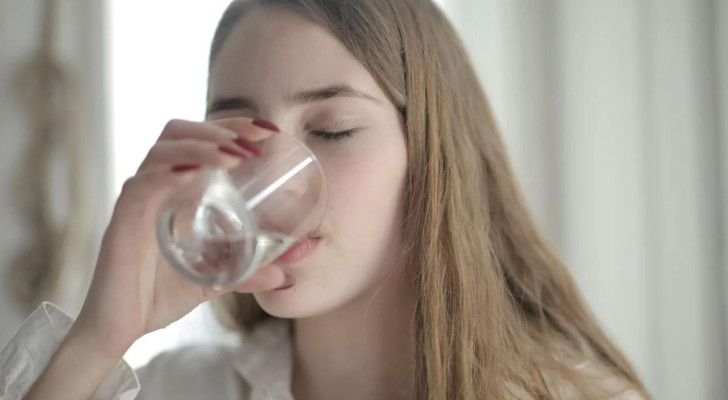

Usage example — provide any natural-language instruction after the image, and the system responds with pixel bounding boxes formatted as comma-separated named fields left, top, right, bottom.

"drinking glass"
left=156, top=131, right=327, bottom=289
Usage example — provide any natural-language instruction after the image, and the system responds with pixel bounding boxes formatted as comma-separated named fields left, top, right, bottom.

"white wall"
left=0, top=0, right=109, bottom=348
left=0, top=0, right=36, bottom=348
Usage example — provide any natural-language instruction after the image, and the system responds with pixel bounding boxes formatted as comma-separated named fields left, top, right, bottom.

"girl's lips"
left=273, top=237, right=320, bottom=266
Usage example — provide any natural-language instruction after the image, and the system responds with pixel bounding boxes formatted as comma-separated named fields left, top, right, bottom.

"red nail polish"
left=172, top=164, right=201, bottom=173
left=233, top=137, right=263, bottom=156
left=252, top=119, right=281, bottom=133
left=219, top=145, right=248, bottom=158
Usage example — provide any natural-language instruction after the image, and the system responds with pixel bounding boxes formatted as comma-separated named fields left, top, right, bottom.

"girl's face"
left=208, top=6, right=408, bottom=318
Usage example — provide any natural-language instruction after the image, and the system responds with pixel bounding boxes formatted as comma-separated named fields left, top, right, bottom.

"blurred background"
left=0, top=1, right=725, bottom=399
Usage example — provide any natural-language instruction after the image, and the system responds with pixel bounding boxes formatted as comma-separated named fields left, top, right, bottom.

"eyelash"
left=310, top=129, right=358, bottom=140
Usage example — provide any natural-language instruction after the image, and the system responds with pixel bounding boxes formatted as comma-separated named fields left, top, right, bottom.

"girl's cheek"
left=313, top=131, right=403, bottom=211
left=320, top=153, right=385, bottom=216
left=317, top=146, right=378, bottom=188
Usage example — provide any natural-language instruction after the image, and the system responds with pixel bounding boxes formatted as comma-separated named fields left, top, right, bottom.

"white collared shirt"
left=0, top=302, right=294, bottom=400
left=0, top=303, right=645, bottom=400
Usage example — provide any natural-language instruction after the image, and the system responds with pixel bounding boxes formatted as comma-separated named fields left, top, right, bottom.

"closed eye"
left=310, top=129, right=358, bottom=140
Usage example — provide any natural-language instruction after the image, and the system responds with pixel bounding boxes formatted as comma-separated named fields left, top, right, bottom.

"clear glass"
left=156, top=132, right=327, bottom=289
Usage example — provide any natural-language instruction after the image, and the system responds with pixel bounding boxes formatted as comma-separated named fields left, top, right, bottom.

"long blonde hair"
left=209, top=1, right=651, bottom=398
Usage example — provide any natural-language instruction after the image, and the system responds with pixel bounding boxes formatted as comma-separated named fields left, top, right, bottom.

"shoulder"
left=134, top=343, right=247, bottom=399
left=607, top=388, right=647, bottom=400
left=557, top=360, right=649, bottom=400
left=139, top=342, right=239, bottom=375
left=136, top=318, right=289, bottom=378
left=577, top=360, right=648, bottom=400
left=540, top=338, right=650, bottom=400
left=132, top=319, right=292, bottom=400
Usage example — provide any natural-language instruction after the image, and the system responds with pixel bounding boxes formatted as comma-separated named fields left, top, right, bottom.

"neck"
left=291, top=271, right=416, bottom=400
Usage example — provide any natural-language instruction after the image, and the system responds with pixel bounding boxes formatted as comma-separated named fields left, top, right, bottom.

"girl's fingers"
left=159, top=118, right=279, bottom=146
left=109, top=166, right=199, bottom=237
left=157, top=119, right=260, bottom=155
left=145, top=118, right=275, bottom=170
left=209, top=117, right=281, bottom=142
left=137, top=139, right=251, bottom=172
left=158, top=119, right=239, bottom=143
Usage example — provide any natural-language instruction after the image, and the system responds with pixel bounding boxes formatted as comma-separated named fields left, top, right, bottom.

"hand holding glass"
left=157, top=131, right=326, bottom=289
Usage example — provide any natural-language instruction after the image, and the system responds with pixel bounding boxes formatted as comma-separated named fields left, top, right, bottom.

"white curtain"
left=440, top=1, right=728, bottom=399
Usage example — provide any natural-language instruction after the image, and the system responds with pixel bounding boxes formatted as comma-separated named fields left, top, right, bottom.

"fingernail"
left=219, top=145, right=248, bottom=159
left=233, top=137, right=263, bottom=156
left=252, top=119, right=281, bottom=133
left=172, top=164, right=201, bottom=173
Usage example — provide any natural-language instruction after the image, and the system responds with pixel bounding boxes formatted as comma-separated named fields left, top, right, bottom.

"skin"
left=24, top=5, right=414, bottom=400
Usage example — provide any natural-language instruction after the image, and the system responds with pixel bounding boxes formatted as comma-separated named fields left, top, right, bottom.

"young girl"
left=2, top=0, right=651, bottom=399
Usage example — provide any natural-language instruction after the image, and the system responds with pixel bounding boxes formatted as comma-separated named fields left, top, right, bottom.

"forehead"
left=209, top=5, right=384, bottom=105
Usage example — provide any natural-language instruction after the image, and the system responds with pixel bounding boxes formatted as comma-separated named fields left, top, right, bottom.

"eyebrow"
left=207, top=97, right=256, bottom=115
left=207, top=84, right=380, bottom=115
left=289, top=84, right=380, bottom=105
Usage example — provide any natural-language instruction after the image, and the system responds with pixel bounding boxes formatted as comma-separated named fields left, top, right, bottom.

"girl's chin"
left=253, top=289, right=338, bottom=320
left=253, top=288, right=306, bottom=319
